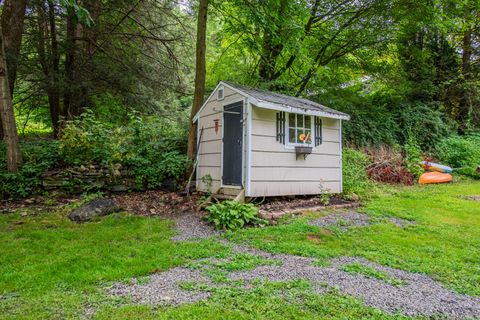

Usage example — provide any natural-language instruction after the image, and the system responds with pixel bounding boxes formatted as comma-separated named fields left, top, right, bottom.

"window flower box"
left=295, top=146, right=312, bottom=160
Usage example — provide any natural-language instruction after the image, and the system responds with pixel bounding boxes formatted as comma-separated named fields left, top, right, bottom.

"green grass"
left=227, top=181, right=480, bottom=296
left=0, top=208, right=228, bottom=319
left=341, top=263, right=405, bottom=286
left=1, top=181, right=479, bottom=318
left=93, top=280, right=410, bottom=320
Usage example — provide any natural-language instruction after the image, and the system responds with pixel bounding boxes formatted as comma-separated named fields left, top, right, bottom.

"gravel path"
left=109, top=268, right=213, bottom=305
left=308, top=211, right=415, bottom=230
left=170, top=214, right=222, bottom=241
left=465, top=195, right=480, bottom=201
left=108, top=213, right=479, bottom=319
left=308, top=211, right=372, bottom=230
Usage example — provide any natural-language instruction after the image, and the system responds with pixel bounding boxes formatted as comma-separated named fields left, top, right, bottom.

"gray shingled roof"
left=223, top=81, right=349, bottom=119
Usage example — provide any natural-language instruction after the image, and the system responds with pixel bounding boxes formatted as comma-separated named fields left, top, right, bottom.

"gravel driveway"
left=109, top=212, right=480, bottom=319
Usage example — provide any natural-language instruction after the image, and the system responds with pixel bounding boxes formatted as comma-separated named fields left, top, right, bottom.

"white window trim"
left=217, top=85, right=224, bottom=101
left=285, top=112, right=315, bottom=148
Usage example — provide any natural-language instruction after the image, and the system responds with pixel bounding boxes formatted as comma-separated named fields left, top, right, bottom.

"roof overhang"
left=254, top=100, right=351, bottom=121
left=193, top=81, right=350, bottom=122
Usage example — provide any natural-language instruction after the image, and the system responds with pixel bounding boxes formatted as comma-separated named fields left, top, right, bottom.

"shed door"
left=222, top=101, right=243, bottom=186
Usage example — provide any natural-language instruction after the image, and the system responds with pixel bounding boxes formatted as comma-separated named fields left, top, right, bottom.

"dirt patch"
left=258, top=196, right=354, bottom=213
left=306, top=233, right=322, bottom=243
left=0, top=195, right=80, bottom=213
left=111, top=190, right=202, bottom=217
left=256, top=195, right=359, bottom=222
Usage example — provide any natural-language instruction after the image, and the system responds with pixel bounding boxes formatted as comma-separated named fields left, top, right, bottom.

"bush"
left=436, top=134, right=480, bottom=178
left=342, top=148, right=376, bottom=199
left=404, top=137, right=423, bottom=179
left=0, top=140, right=60, bottom=199
left=59, top=111, right=190, bottom=188
left=206, top=201, right=266, bottom=230
left=365, top=146, right=415, bottom=185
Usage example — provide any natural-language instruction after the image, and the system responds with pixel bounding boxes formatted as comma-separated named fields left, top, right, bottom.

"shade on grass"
left=0, top=210, right=228, bottom=318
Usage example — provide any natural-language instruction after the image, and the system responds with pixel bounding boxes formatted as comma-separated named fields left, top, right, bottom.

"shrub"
left=0, top=140, right=60, bottom=199
left=395, top=102, right=449, bottom=151
left=342, top=148, right=376, bottom=199
left=206, top=201, right=266, bottom=230
left=436, top=134, right=480, bottom=178
left=59, top=111, right=190, bottom=188
left=404, top=137, right=423, bottom=179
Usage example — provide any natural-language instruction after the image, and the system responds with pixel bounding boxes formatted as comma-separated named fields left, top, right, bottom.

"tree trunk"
left=48, top=0, right=61, bottom=138
left=458, top=30, right=473, bottom=134
left=187, top=0, right=209, bottom=160
left=0, top=0, right=27, bottom=140
left=0, top=26, right=22, bottom=172
left=63, top=7, right=76, bottom=120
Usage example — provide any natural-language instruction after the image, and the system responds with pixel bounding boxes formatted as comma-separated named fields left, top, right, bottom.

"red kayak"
left=419, top=172, right=452, bottom=184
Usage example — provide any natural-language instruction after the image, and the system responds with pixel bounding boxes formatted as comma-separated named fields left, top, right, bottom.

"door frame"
left=220, top=99, right=246, bottom=188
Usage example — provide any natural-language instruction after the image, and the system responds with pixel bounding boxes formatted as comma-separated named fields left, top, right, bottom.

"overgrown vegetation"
left=0, top=141, right=59, bottom=199
left=206, top=201, right=266, bottom=231
left=59, top=112, right=190, bottom=189
left=0, top=112, right=189, bottom=200
left=342, top=148, right=376, bottom=199
left=437, top=134, right=480, bottom=178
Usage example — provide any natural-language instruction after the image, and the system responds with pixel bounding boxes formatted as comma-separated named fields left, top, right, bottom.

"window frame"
left=285, top=113, right=315, bottom=147
left=217, top=85, right=224, bottom=100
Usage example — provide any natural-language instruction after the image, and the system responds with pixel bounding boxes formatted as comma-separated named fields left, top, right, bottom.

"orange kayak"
left=419, top=172, right=452, bottom=184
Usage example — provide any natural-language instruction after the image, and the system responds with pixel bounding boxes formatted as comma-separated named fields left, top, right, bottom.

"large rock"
left=68, top=199, right=122, bottom=222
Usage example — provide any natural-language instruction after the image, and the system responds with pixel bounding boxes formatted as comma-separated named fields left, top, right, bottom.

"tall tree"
left=0, top=0, right=27, bottom=140
left=213, top=0, right=392, bottom=93
left=0, top=25, right=23, bottom=172
left=187, top=0, right=209, bottom=160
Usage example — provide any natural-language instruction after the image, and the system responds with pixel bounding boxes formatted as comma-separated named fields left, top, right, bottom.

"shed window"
left=217, top=86, right=224, bottom=100
left=287, top=113, right=313, bottom=145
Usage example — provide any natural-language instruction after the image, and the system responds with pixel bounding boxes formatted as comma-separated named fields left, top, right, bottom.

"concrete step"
left=213, top=188, right=245, bottom=203
left=218, top=187, right=242, bottom=196
left=213, top=193, right=237, bottom=200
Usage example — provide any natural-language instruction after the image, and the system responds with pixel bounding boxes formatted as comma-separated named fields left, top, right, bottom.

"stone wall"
left=41, top=164, right=140, bottom=194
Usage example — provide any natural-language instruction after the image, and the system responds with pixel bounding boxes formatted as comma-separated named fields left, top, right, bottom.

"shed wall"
left=196, top=86, right=245, bottom=193
left=249, top=106, right=342, bottom=197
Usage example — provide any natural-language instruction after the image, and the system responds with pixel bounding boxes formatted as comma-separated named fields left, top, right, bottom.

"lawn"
left=1, top=181, right=479, bottom=319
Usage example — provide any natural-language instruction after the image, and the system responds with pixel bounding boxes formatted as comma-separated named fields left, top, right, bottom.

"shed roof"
left=193, top=81, right=350, bottom=122
left=223, top=81, right=350, bottom=120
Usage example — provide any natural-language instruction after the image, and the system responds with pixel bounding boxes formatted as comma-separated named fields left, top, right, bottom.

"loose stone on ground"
left=308, top=210, right=415, bottom=230
left=109, top=240, right=480, bottom=318
left=308, top=211, right=371, bottom=230
left=109, top=268, right=213, bottom=305
left=108, top=212, right=477, bottom=318
left=68, top=199, right=122, bottom=223
left=464, top=195, right=480, bottom=201
left=171, top=213, right=222, bottom=241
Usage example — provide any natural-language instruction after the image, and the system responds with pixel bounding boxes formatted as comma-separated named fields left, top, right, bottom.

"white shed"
left=193, top=81, right=350, bottom=199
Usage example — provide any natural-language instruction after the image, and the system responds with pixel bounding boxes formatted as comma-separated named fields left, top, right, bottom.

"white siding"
left=249, top=106, right=342, bottom=197
left=196, top=86, right=245, bottom=193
